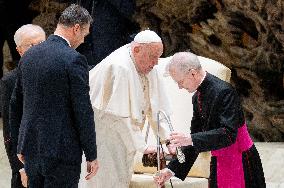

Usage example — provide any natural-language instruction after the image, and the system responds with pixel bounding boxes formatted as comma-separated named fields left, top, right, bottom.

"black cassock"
left=168, top=73, right=266, bottom=188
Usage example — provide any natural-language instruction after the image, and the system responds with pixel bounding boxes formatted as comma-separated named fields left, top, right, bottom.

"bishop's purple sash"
left=211, top=124, right=253, bottom=188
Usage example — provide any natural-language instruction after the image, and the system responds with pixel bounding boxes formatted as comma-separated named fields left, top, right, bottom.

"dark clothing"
left=25, top=157, right=81, bottom=188
left=91, top=0, right=139, bottom=65
left=0, top=24, right=21, bottom=78
left=167, top=73, right=265, bottom=187
left=10, top=35, right=97, bottom=186
left=69, top=0, right=139, bottom=66
left=0, top=69, right=25, bottom=188
left=71, top=0, right=96, bottom=65
left=11, top=171, right=25, bottom=188
left=0, top=0, right=38, bottom=78
left=0, top=0, right=36, bottom=24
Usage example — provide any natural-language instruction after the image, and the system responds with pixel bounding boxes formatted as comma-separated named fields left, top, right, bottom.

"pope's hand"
left=143, top=145, right=157, bottom=154
left=169, top=132, right=192, bottom=147
left=153, top=168, right=174, bottom=187
left=85, top=159, right=99, bottom=180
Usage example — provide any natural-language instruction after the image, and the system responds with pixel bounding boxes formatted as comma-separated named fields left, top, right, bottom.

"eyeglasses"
left=176, top=69, right=193, bottom=85
left=19, top=40, right=44, bottom=48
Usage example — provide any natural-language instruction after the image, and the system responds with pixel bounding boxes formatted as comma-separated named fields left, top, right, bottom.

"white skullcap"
left=134, top=30, right=162, bottom=43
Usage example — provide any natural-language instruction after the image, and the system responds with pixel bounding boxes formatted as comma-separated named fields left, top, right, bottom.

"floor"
left=0, top=118, right=283, bottom=188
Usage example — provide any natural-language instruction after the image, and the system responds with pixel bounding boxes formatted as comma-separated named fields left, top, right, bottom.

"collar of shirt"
left=54, top=34, right=71, bottom=47
left=199, top=71, right=207, bottom=87
left=194, top=71, right=207, bottom=93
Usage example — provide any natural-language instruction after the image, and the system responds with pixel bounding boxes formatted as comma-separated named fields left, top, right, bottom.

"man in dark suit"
left=154, top=52, right=265, bottom=188
left=10, top=4, right=99, bottom=188
left=1, top=24, right=46, bottom=188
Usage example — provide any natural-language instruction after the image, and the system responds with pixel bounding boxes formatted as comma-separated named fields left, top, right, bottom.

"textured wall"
left=134, top=0, right=284, bottom=141
left=4, top=0, right=283, bottom=141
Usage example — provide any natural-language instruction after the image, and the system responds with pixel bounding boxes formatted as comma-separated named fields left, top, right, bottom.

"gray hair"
left=14, top=24, right=46, bottom=46
left=58, top=4, right=93, bottom=27
left=169, top=52, right=202, bottom=74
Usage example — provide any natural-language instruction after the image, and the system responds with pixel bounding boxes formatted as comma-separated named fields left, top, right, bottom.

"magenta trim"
left=211, top=124, right=253, bottom=188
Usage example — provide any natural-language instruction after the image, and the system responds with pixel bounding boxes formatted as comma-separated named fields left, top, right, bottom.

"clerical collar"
left=54, top=34, right=71, bottom=47
left=196, top=71, right=207, bottom=92
left=199, top=71, right=207, bottom=86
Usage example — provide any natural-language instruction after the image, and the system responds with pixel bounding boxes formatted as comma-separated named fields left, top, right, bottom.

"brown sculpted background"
left=133, top=0, right=284, bottom=142
left=4, top=0, right=283, bottom=141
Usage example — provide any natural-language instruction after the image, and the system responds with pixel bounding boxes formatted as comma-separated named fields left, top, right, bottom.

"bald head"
left=14, top=24, right=46, bottom=56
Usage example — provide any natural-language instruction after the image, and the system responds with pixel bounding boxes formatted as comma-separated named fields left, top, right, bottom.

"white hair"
left=169, top=52, right=202, bottom=74
left=14, top=24, right=46, bottom=46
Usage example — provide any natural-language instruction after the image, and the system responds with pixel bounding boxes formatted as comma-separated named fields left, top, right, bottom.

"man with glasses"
left=1, top=24, right=46, bottom=188
left=154, top=52, right=266, bottom=188
left=9, top=5, right=99, bottom=188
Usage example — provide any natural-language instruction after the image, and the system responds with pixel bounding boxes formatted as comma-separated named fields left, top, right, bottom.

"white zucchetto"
left=134, top=30, right=162, bottom=43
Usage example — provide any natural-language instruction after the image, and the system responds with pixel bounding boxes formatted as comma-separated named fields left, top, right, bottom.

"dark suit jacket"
left=0, top=68, right=24, bottom=172
left=10, top=35, right=97, bottom=163
left=168, top=73, right=245, bottom=180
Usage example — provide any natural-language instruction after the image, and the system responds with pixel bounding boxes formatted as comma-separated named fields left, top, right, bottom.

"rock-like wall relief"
left=134, top=0, right=284, bottom=141
left=8, top=0, right=282, bottom=141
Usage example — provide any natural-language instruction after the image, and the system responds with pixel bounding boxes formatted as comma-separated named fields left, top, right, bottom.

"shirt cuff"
left=19, top=168, right=25, bottom=173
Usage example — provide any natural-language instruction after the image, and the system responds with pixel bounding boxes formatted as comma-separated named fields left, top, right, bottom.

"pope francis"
left=79, top=30, right=172, bottom=188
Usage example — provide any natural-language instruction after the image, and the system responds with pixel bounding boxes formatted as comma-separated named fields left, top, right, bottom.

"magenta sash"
left=211, top=124, right=253, bottom=188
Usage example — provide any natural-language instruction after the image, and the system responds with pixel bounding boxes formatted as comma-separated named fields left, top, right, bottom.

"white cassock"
left=79, top=44, right=171, bottom=188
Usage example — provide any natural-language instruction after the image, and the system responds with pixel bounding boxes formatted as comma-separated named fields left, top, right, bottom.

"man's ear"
left=190, top=69, right=198, bottom=77
left=133, top=45, right=140, bottom=54
left=16, top=47, right=23, bottom=57
left=73, top=24, right=80, bottom=33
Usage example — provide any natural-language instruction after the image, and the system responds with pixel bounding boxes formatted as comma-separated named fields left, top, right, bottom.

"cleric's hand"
left=169, top=132, right=192, bottom=147
left=166, top=143, right=177, bottom=155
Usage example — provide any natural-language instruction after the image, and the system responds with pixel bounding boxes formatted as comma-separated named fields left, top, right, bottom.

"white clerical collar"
left=193, top=71, right=207, bottom=93
left=198, top=71, right=207, bottom=88
left=54, top=34, right=71, bottom=47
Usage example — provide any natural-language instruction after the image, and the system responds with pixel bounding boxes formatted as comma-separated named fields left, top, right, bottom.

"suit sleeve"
left=191, top=94, right=204, bottom=134
left=8, top=70, right=24, bottom=171
left=191, top=89, right=240, bottom=152
left=67, top=55, right=97, bottom=161
left=167, top=145, right=199, bottom=181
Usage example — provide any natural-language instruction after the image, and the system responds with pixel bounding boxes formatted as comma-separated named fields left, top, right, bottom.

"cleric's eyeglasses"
left=19, top=40, right=44, bottom=48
